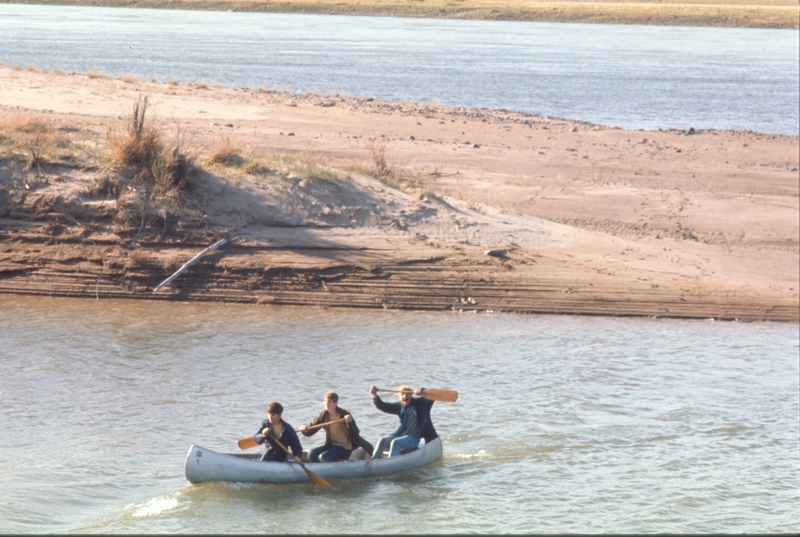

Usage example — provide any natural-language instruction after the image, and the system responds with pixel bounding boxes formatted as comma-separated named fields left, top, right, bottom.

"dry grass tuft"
left=371, top=143, right=390, bottom=176
left=88, top=175, right=123, bottom=198
left=207, top=138, right=241, bottom=166
left=107, top=94, right=163, bottom=171
left=370, top=142, right=400, bottom=185
left=0, top=113, right=63, bottom=172
left=152, top=144, right=195, bottom=196
left=100, top=96, right=198, bottom=234
left=114, top=188, right=149, bottom=231
left=243, top=161, right=274, bottom=175
left=287, top=158, right=346, bottom=184
left=25, top=144, right=44, bottom=172
left=2, top=114, right=50, bottom=136
left=465, top=197, right=484, bottom=213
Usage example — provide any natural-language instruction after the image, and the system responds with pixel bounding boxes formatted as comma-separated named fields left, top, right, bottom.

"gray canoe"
left=184, top=436, right=443, bottom=484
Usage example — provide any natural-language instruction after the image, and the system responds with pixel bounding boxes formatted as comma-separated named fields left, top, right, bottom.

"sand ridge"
left=0, top=67, right=797, bottom=321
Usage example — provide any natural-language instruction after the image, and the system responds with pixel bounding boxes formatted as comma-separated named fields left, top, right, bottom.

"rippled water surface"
left=0, top=4, right=798, bottom=133
left=0, top=295, right=797, bottom=533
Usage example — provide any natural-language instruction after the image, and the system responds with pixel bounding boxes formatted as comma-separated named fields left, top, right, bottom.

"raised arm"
left=416, top=387, right=435, bottom=410
left=371, top=384, right=403, bottom=415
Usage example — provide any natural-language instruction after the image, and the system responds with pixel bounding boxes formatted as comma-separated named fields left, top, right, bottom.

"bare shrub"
left=101, top=97, right=199, bottom=235
left=25, top=142, right=43, bottom=172
left=371, top=142, right=403, bottom=187
left=207, top=138, right=240, bottom=166
left=152, top=145, right=194, bottom=196
left=107, top=93, right=163, bottom=171
left=371, top=143, right=391, bottom=177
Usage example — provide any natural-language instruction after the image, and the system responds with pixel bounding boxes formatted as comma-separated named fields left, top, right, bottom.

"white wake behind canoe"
left=184, top=436, right=443, bottom=484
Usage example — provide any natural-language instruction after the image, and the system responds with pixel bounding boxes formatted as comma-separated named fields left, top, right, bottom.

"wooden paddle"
left=377, top=387, right=458, bottom=403
left=238, top=417, right=347, bottom=450
left=238, top=436, right=260, bottom=450
left=298, top=417, right=348, bottom=434
left=267, top=430, right=333, bottom=489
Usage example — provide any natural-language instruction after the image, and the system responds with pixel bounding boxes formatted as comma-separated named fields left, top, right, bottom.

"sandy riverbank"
left=0, top=66, right=797, bottom=321
left=3, top=0, right=799, bottom=28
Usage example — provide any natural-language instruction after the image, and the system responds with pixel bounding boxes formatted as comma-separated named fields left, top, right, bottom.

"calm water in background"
left=0, top=295, right=797, bottom=533
left=0, top=4, right=798, bottom=133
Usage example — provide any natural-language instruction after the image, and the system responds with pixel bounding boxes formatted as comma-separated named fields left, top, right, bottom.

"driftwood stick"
left=153, top=238, right=228, bottom=293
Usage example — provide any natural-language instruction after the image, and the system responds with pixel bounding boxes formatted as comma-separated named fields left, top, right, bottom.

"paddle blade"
left=238, top=436, right=259, bottom=450
left=420, top=388, right=458, bottom=403
left=302, top=464, right=333, bottom=489
left=267, top=431, right=332, bottom=488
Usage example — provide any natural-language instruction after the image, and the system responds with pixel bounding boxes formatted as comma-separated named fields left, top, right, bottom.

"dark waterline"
left=0, top=4, right=798, bottom=134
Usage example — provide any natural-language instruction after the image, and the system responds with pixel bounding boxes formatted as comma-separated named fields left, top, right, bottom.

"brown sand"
left=0, top=67, right=797, bottom=321
left=5, top=0, right=798, bottom=28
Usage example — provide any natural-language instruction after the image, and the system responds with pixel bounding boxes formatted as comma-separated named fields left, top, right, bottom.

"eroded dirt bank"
left=0, top=67, right=797, bottom=321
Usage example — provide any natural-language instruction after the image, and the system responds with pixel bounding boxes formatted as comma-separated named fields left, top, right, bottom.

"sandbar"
left=0, top=66, right=797, bottom=321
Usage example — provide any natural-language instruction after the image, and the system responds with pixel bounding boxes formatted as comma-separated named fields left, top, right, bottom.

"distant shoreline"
left=2, top=0, right=798, bottom=28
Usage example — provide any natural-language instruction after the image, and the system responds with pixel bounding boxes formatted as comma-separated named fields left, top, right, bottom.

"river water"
left=1, top=6, right=799, bottom=532
left=0, top=295, right=797, bottom=533
left=0, top=4, right=798, bottom=134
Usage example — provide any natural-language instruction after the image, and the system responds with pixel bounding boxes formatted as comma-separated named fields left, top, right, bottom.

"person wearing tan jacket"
left=299, top=391, right=374, bottom=462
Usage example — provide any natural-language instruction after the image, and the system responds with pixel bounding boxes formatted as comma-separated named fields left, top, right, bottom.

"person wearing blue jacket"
left=369, top=384, right=438, bottom=458
left=253, top=401, right=303, bottom=463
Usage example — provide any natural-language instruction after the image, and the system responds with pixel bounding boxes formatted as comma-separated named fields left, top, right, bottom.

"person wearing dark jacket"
left=253, top=401, right=303, bottom=463
left=369, top=384, right=438, bottom=458
left=299, top=391, right=374, bottom=462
